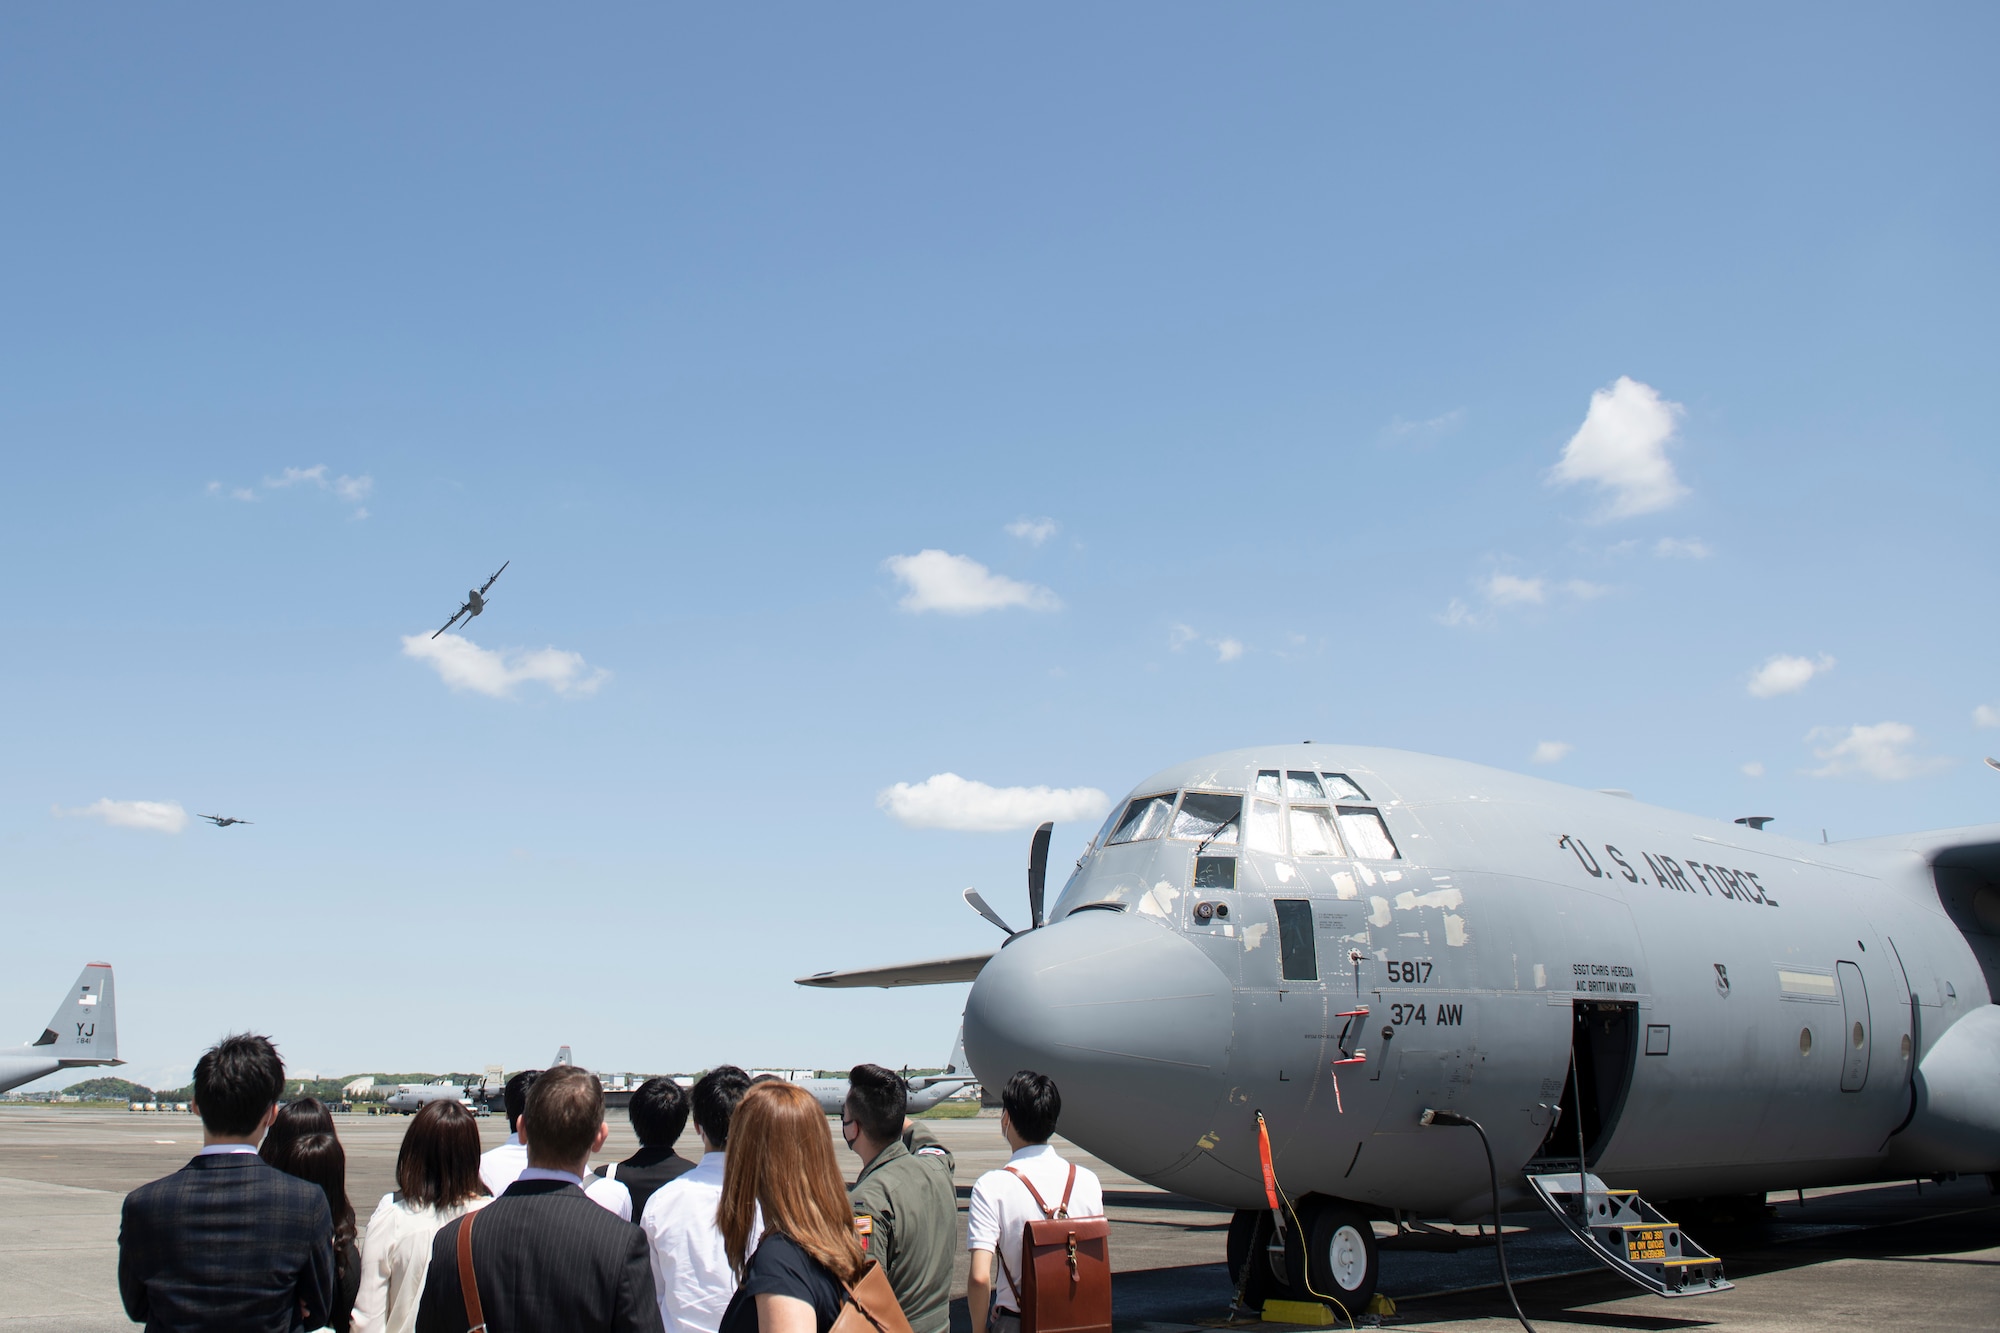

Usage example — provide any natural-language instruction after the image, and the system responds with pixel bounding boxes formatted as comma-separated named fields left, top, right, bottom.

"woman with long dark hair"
left=265, top=1129, right=361, bottom=1332
left=717, top=1081, right=885, bottom=1333
left=350, top=1099, right=490, bottom=1333
left=259, top=1095, right=335, bottom=1168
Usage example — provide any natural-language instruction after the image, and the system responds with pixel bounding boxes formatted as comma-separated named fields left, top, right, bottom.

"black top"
left=594, top=1146, right=697, bottom=1218
left=118, top=1152, right=337, bottom=1333
left=718, top=1233, right=848, bottom=1333
left=329, top=1237, right=361, bottom=1332
left=415, top=1179, right=663, bottom=1333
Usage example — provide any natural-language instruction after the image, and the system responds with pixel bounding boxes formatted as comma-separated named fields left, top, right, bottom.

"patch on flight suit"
left=915, top=1146, right=948, bottom=1157
left=853, top=1213, right=874, bottom=1251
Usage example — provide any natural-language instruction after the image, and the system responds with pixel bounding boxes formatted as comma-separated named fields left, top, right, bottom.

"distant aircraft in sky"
left=197, top=814, right=252, bottom=828
left=432, top=561, right=509, bottom=639
left=0, top=963, right=121, bottom=1096
left=803, top=743, right=2000, bottom=1311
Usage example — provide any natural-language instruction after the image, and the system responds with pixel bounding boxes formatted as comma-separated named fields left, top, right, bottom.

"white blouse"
left=350, top=1191, right=490, bottom=1333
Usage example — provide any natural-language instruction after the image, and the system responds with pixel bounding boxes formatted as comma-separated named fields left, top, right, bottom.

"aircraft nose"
left=964, top=909, right=1234, bottom=1177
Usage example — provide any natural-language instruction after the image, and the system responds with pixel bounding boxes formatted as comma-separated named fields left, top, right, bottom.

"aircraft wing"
left=795, top=951, right=994, bottom=989
left=433, top=605, right=468, bottom=639
left=1839, top=822, right=2000, bottom=876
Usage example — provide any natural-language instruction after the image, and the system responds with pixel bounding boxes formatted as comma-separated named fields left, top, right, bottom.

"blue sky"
left=4, top=6, right=1995, bottom=1089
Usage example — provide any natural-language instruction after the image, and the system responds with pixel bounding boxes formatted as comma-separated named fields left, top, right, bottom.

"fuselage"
left=961, top=745, right=1998, bottom=1222
left=385, top=1084, right=470, bottom=1113
left=0, top=1056, right=68, bottom=1097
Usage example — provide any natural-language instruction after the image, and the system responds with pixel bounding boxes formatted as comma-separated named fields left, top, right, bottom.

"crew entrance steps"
left=1526, top=1172, right=1733, bottom=1297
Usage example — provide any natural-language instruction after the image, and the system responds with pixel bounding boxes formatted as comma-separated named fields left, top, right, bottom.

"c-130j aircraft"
left=802, top=745, right=2000, bottom=1312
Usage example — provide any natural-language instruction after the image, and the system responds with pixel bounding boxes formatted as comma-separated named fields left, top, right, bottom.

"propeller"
left=963, top=819, right=1059, bottom=937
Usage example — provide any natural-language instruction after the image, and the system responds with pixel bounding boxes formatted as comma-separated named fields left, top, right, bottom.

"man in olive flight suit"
left=842, top=1064, right=958, bottom=1333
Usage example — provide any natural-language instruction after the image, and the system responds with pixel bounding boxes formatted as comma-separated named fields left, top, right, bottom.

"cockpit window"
left=1108, top=793, right=1175, bottom=844
left=1287, top=805, right=1343, bottom=857
left=1170, top=792, right=1242, bottom=843
left=1255, top=770, right=1282, bottom=797
left=1246, top=798, right=1286, bottom=853
left=1323, top=773, right=1368, bottom=801
left=1337, top=806, right=1400, bottom=859
left=1085, top=801, right=1123, bottom=854
left=1285, top=771, right=1324, bottom=801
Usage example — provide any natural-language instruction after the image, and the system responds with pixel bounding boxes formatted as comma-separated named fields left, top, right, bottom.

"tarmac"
left=2, top=1105, right=1994, bottom=1332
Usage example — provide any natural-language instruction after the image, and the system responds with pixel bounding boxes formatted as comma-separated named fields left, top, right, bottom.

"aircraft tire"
left=1302, top=1200, right=1379, bottom=1316
left=1225, top=1209, right=1295, bottom=1307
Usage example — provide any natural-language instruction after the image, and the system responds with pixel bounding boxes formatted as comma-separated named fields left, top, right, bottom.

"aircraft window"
left=1255, top=770, right=1282, bottom=797
left=1336, top=806, right=1400, bottom=859
left=1194, top=855, right=1236, bottom=890
left=1287, top=806, right=1343, bottom=857
left=1285, top=771, right=1325, bottom=801
left=1170, top=792, right=1242, bottom=843
left=1085, top=801, right=1124, bottom=853
left=1247, top=798, right=1286, bottom=853
left=1274, top=899, right=1318, bottom=980
left=1108, top=793, right=1176, bottom=844
left=1322, top=773, right=1368, bottom=801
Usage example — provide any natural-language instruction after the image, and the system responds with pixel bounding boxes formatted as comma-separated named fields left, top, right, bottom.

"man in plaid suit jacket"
left=119, top=1033, right=336, bottom=1332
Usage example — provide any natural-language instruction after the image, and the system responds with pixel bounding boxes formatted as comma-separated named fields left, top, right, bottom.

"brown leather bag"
left=829, top=1258, right=916, bottom=1333
left=455, top=1207, right=488, bottom=1333
left=996, top=1165, right=1111, bottom=1333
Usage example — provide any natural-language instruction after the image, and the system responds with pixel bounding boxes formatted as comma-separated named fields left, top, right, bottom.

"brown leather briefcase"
left=1001, top=1164, right=1111, bottom=1333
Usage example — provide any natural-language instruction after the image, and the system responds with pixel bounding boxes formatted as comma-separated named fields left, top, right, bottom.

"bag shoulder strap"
left=455, top=1208, right=487, bottom=1333
left=1003, top=1164, right=1069, bottom=1220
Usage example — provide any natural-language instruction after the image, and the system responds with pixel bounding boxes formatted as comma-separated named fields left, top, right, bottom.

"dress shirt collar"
left=517, top=1166, right=584, bottom=1187
left=198, top=1142, right=262, bottom=1155
left=1005, top=1143, right=1059, bottom=1165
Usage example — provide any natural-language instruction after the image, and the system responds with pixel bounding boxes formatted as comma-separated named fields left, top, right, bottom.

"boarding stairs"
left=1526, top=1171, right=1732, bottom=1297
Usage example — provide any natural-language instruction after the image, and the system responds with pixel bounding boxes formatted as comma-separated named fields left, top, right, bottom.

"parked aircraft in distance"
left=803, top=744, right=2000, bottom=1311
left=0, top=963, right=121, bottom=1095
left=432, top=560, right=509, bottom=639
left=799, top=1031, right=977, bottom=1117
left=384, top=1078, right=479, bottom=1114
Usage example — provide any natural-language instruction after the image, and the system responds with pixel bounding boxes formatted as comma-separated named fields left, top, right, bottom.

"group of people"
left=117, top=1034, right=1103, bottom=1333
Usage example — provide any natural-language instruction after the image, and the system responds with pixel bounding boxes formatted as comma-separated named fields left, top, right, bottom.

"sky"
left=3, top=6, right=1995, bottom=1091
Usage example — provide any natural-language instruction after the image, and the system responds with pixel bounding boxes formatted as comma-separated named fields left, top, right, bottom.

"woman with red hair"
left=717, top=1081, right=893, bottom=1333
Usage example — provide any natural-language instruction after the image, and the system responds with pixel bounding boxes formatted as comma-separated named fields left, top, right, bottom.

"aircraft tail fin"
left=31, top=963, right=117, bottom=1066
left=947, top=1023, right=968, bottom=1076
left=553, top=1045, right=573, bottom=1067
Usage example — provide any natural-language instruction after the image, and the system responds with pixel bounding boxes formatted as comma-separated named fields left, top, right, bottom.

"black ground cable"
left=1421, top=1108, right=1537, bottom=1333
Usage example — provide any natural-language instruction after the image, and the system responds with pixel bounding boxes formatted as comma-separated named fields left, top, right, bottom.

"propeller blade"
left=962, top=887, right=1016, bottom=936
left=1986, top=757, right=2000, bottom=772
left=1027, top=821, right=1053, bottom=929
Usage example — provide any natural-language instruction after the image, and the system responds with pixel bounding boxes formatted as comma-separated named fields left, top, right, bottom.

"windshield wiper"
left=1193, top=814, right=1240, bottom=858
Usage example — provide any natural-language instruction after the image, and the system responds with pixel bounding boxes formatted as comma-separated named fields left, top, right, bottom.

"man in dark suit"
left=418, top=1065, right=663, bottom=1333
left=593, top=1076, right=698, bottom=1217
left=118, top=1033, right=336, bottom=1332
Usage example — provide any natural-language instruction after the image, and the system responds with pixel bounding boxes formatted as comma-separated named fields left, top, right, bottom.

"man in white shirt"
left=966, top=1071, right=1105, bottom=1333
left=639, top=1066, right=757, bottom=1333
left=483, top=1068, right=632, bottom=1219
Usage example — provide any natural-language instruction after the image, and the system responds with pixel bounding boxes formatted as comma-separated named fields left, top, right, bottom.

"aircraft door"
left=1836, top=960, right=1871, bottom=1092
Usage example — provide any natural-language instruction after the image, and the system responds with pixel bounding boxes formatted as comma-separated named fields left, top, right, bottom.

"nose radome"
left=964, top=909, right=1235, bottom=1179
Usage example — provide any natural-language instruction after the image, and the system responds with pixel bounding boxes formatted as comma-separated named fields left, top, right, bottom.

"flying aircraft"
left=197, top=814, right=251, bottom=828
left=432, top=561, right=509, bottom=639
left=802, top=744, right=2000, bottom=1311
left=799, top=1030, right=979, bottom=1117
left=0, top=963, right=121, bottom=1096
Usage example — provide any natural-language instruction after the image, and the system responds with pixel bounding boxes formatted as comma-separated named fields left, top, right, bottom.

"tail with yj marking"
left=27, top=963, right=118, bottom=1065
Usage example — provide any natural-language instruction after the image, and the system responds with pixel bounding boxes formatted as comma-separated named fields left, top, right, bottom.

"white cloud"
left=1807, top=722, right=1948, bottom=781
left=876, top=773, right=1110, bottom=832
left=1748, top=653, right=1835, bottom=699
left=1170, top=623, right=1245, bottom=663
left=1004, top=517, right=1058, bottom=546
left=1741, top=761, right=1766, bottom=778
left=1549, top=376, right=1688, bottom=520
left=333, top=474, right=372, bottom=503
left=401, top=634, right=609, bottom=699
left=1384, top=408, right=1466, bottom=445
left=1435, top=597, right=1482, bottom=628
left=1974, top=704, right=2000, bottom=729
left=1530, top=741, right=1572, bottom=765
left=266, top=464, right=328, bottom=489
left=884, top=550, right=1060, bottom=615
left=1654, top=537, right=1711, bottom=559
left=54, top=798, right=188, bottom=834
left=1564, top=579, right=1612, bottom=601
left=1484, top=573, right=1547, bottom=606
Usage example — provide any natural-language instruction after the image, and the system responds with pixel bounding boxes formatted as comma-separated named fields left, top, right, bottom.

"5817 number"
left=1385, top=960, right=1432, bottom=984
